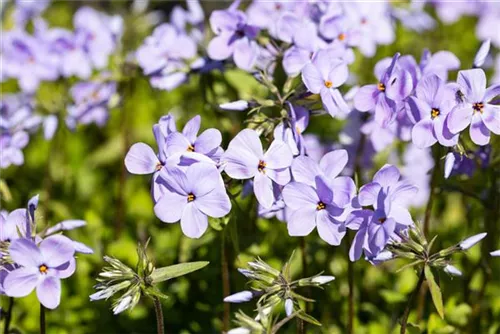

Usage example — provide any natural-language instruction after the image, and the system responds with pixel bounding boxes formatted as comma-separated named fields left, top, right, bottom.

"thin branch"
left=3, top=297, right=14, bottom=334
left=400, top=268, right=425, bottom=334
left=153, top=296, right=165, bottom=334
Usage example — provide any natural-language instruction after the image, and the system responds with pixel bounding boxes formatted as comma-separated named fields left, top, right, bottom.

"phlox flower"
left=3, top=236, right=76, bottom=309
left=222, top=129, right=293, bottom=209
left=154, top=162, right=231, bottom=238
left=447, top=69, right=500, bottom=145
left=301, top=49, right=349, bottom=117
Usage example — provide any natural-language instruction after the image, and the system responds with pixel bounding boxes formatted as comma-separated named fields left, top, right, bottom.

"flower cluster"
left=0, top=195, right=92, bottom=309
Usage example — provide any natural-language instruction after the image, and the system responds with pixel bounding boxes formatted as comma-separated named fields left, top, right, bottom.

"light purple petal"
left=266, top=168, right=291, bottom=186
left=154, top=191, right=187, bottom=223
left=166, top=132, right=192, bottom=156
left=233, top=38, right=258, bottom=71
left=282, top=182, right=318, bottom=210
left=9, top=239, right=43, bottom=267
left=180, top=203, right=208, bottom=238
left=3, top=267, right=39, bottom=297
left=481, top=105, right=500, bottom=134
left=182, top=115, right=201, bottom=143
left=315, top=175, right=333, bottom=204
left=389, top=205, right=414, bottom=226
left=373, top=164, right=400, bottom=188
left=469, top=113, right=490, bottom=145
left=45, top=220, right=86, bottom=235
left=301, top=63, right=323, bottom=94
left=39, top=235, right=76, bottom=268
left=350, top=227, right=367, bottom=261
left=55, top=258, right=76, bottom=278
left=331, top=176, right=356, bottom=208
left=291, top=156, right=321, bottom=187
left=196, top=190, right=231, bottom=218
left=222, top=129, right=262, bottom=178
left=264, top=140, right=293, bottom=170
left=316, top=210, right=345, bottom=246
left=358, top=182, right=382, bottom=206
left=374, top=95, right=395, bottom=127
left=447, top=106, right=473, bottom=133
left=457, top=69, right=486, bottom=102
left=125, top=143, right=159, bottom=175
left=412, top=119, right=437, bottom=148
left=37, top=276, right=61, bottom=309
left=253, top=173, right=275, bottom=209
left=195, top=128, right=222, bottom=154
left=327, top=62, right=348, bottom=88
left=287, top=207, right=317, bottom=236
left=354, top=85, right=378, bottom=112
left=320, top=149, right=348, bottom=179
left=207, top=33, right=234, bottom=61
left=186, top=162, right=220, bottom=196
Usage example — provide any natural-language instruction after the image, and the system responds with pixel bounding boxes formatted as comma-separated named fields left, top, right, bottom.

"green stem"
left=3, top=297, right=14, bottom=334
left=222, top=233, right=230, bottom=332
left=347, top=233, right=354, bottom=334
left=153, top=296, right=165, bottom=334
left=40, top=303, right=46, bottom=334
left=400, top=268, right=425, bottom=334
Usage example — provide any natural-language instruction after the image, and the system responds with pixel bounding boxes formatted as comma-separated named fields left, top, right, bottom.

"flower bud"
left=285, top=298, right=293, bottom=316
left=444, top=152, right=455, bottom=179
left=444, top=264, right=462, bottom=276
left=311, top=275, right=335, bottom=285
left=373, top=250, right=393, bottom=262
left=490, top=250, right=500, bottom=257
left=473, top=39, right=490, bottom=68
left=224, top=290, right=254, bottom=303
left=220, top=100, right=249, bottom=111
left=112, top=295, right=132, bottom=314
left=459, top=233, right=487, bottom=250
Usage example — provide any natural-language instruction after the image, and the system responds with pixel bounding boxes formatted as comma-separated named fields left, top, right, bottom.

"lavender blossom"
left=3, top=236, right=76, bottom=309
left=301, top=50, right=349, bottom=117
left=154, top=163, right=231, bottom=238
left=447, top=69, right=500, bottom=145
left=207, top=5, right=260, bottom=71
left=222, top=129, right=293, bottom=209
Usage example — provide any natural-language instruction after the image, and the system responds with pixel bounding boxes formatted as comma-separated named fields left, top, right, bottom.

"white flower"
left=224, top=291, right=254, bottom=303
left=311, top=275, right=335, bottom=285
left=285, top=298, right=293, bottom=316
left=444, top=264, right=462, bottom=276
left=220, top=100, right=249, bottom=111
left=490, top=250, right=500, bottom=257
left=459, top=233, right=487, bottom=250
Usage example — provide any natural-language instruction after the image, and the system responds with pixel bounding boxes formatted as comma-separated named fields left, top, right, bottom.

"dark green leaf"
left=296, top=311, right=321, bottom=327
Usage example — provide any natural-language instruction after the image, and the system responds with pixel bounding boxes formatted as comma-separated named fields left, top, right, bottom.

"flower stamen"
left=187, top=144, right=195, bottom=152
left=316, top=202, right=326, bottom=210
left=431, top=108, right=440, bottom=119
left=377, top=82, right=386, bottom=92
left=473, top=102, right=484, bottom=114
left=39, top=264, right=48, bottom=274
left=324, top=80, right=333, bottom=88
left=378, top=217, right=387, bottom=224
left=258, top=160, right=266, bottom=173
left=187, top=193, right=196, bottom=202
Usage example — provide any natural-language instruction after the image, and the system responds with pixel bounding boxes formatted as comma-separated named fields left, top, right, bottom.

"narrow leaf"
left=295, top=311, right=322, bottom=326
left=144, top=286, right=170, bottom=301
left=424, top=265, right=444, bottom=319
left=396, top=260, right=425, bottom=273
left=150, top=261, right=209, bottom=284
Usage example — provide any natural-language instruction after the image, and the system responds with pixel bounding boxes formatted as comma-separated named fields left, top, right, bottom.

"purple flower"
left=165, top=115, right=223, bottom=163
left=13, top=0, right=50, bottom=26
left=207, top=6, right=260, bottom=71
left=418, top=49, right=460, bottom=82
left=136, top=23, right=196, bottom=91
left=282, top=176, right=346, bottom=245
left=407, top=74, right=459, bottom=148
left=3, top=236, right=76, bottom=309
left=154, top=162, right=231, bottom=238
left=290, top=150, right=356, bottom=215
left=0, top=209, right=26, bottom=243
left=282, top=46, right=311, bottom=77
left=447, top=69, right=500, bottom=145
left=73, top=7, right=122, bottom=69
left=354, top=53, right=413, bottom=126
left=222, top=129, right=293, bottom=209
left=1, top=30, right=58, bottom=92
left=301, top=50, right=349, bottom=117
left=275, top=13, right=318, bottom=51
left=66, top=81, right=117, bottom=129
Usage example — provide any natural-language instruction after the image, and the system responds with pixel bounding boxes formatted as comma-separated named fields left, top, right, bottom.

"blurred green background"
left=1, top=1, right=499, bottom=333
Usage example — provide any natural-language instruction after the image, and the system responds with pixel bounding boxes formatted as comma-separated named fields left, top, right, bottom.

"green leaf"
left=144, top=286, right=170, bottom=301
left=150, top=261, right=209, bottom=284
left=425, top=265, right=445, bottom=319
left=295, top=310, right=322, bottom=327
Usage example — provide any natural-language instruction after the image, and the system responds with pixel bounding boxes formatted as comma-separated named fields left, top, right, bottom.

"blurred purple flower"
left=222, top=129, right=293, bottom=209
left=154, top=163, right=231, bottom=238
left=273, top=104, right=309, bottom=156
left=447, top=69, right=500, bottom=145
left=207, top=6, right=260, bottom=71
left=66, top=81, right=117, bottom=129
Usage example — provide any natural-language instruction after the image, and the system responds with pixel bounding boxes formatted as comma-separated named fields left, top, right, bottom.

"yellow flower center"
left=155, top=163, right=163, bottom=171
left=338, top=33, right=346, bottom=41
left=324, top=80, right=333, bottom=88
left=187, top=144, right=195, bottom=152
left=39, top=265, right=48, bottom=274
left=377, top=82, right=386, bottom=92
left=258, top=160, right=267, bottom=173
left=473, top=102, right=484, bottom=114
left=187, top=193, right=195, bottom=202
left=431, top=108, right=440, bottom=119
left=316, top=202, right=326, bottom=210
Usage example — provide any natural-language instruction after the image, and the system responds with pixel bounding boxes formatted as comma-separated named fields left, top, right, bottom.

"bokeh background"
left=1, top=1, right=499, bottom=333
